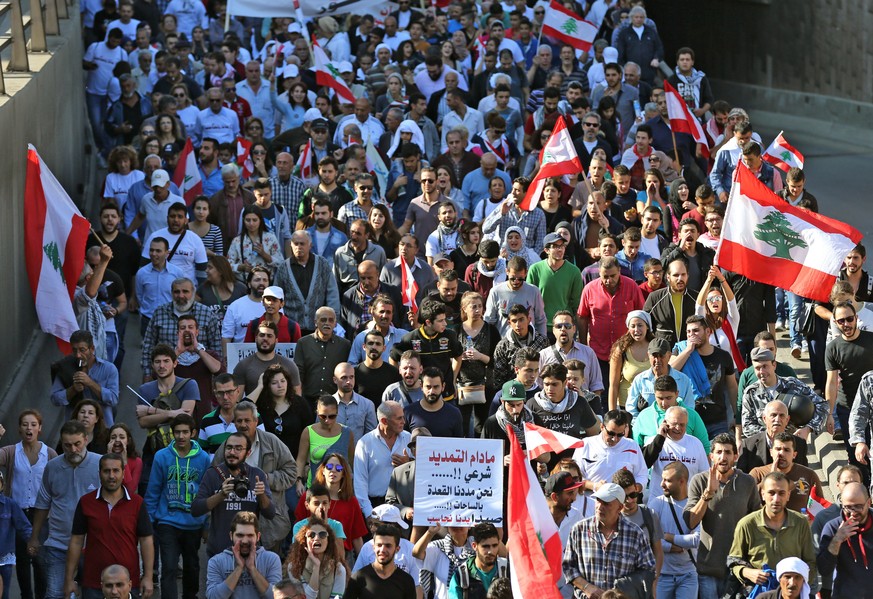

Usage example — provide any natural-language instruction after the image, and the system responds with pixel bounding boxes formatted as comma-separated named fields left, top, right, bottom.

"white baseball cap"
left=150, top=169, right=170, bottom=188
left=371, top=504, right=409, bottom=529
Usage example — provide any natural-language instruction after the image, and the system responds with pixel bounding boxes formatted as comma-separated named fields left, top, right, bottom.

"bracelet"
left=582, top=582, right=591, bottom=593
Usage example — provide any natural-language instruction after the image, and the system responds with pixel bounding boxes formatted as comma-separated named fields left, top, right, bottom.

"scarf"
left=477, top=257, right=507, bottom=280
left=720, top=318, right=747, bottom=371
left=494, top=404, right=533, bottom=447
left=532, top=388, right=575, bottom=413
left=846, top=513, right=872, bottom=570
left=672, top=341, right=712, bottom=398
left=482, top=133, right=510, bottom=164
left=440, top=536, right=473, bottom=592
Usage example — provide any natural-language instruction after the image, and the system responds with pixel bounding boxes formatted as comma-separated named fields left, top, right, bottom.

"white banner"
left=226, top=343, right=296, bottom=372
left=413, top=437, right=504, bottom=527
left=227, top=0, right=391, bottom=18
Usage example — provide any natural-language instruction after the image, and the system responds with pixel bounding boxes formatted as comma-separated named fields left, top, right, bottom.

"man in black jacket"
left=660, top=218, right=715, bottom=293
left=737, top=400, right=809, bottom=472
left=644, top=258, right=697, bottom=345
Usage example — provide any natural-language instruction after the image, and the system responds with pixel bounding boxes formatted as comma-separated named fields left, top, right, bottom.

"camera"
left=231, top=475, right=249, bottom=497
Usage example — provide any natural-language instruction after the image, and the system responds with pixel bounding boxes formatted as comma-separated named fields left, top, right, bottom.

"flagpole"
left=90, top=227, right=107, bottom=246
left=670, top=126, right=682, bottom=171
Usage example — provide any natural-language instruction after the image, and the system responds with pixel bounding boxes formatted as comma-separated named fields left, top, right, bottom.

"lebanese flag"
left=24, top=145, right=90, bottom=352
left=519, top=116, right=583, bottom=211
left=400, top=258, right=419, bottom=313
left=294, top=140, right=319, bottom=187
left=172, top=138, right=202, bottom=205
left=235, top=136, right=253, bottom=179
left=541, top=0, right=598, bottom=52
left=506, top=426, right=564, bottom=599
left=524, top=422, right=584, bottom=460
left=312, top=38, right=355, bottom=105
left=763, top=131, right=805, bottom=172
left=806, top=485, right=832, bottom=521
left=716, top=162, right=862, bottom=302
left=366, top=138, right=390, bottom=199
left=663, top=81, right=710, bottom=159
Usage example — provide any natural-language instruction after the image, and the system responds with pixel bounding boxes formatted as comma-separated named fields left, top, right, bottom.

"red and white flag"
left=24, top=145, right=90, bottom=351
left=294, top=139, right=319, bottom=186
left=312, top=38, right=355, bottom=105
left=806, top=485, right=832, bottom=521
left=541, top=0, right=598, bottom=52
left=519, top=115, right=583, bottom=211
left=663, top=81, right=710, bottom=159
left=763, top=131, right=805, bottom=172
left=172, top=138, right=203, bottom=205
left=506, top=426, right=564, bottom=599
left=716, top=162, right=862, bottom=302
left=400, top=258, right=419, bottom=314
left=524, top=422, right=585, bottom=460
left=366, top=138, right=390, bottom=200
left=235, top=136, right=253, bottom=179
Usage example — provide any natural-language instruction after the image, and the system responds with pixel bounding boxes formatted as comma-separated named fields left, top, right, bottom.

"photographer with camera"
left=192, top=431, right=276, bottom=557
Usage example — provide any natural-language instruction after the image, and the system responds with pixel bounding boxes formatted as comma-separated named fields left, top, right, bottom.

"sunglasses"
left=583, top=122, right=599, bottom=128
left=358, top=185, right=373, bottom=191
left=306, top=531, right=329, bottom=539
left=836, top=315, right=857, bottom=325
left=625, top=492, right=643, bottom=500
left=706, top=296, right=724, bottom=303
left=324, top=463, right=344, bottom=472
left=252, top=150, right=267, bottom=155
left=508, top=276, right=526, bottom=282
left=493, top=129, right=506, bottom=135
left=421, top=178, right=436, bottom=183
left=318, top=413, right=338, bottom=420
left=274, top=417, right=283, bottom=433
left=553, top=323, right=573, bottom=330
left=604, top=429, right=625, bottom=438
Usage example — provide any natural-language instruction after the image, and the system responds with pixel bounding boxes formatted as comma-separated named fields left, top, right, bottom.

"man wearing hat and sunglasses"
left=563, top=482, right=656, bottom=599
left=627, top=337, right=699, bottom=423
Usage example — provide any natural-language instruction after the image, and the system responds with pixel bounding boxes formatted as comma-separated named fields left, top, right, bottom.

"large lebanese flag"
left=312, top=38, right=355, bottom=105
left=716, top=162, right=862, bottom=302
left=172, top=138, right=202, bottom=205
left=541, top=0, right=598, bottom=52
left=400, top=258, right=419, bottom=313
left=762, top=131, right=805, bottom=172
left=524, top=422, right=584, bottom=460
left=236, top=136, right=253, bottom=179
left=663, top=81, right=710, bottom=159
left=519, top=116, right=583, bottom=211
left=506, top=426, right=563, bottom=599
left=24, top=145, right=90, bottom=350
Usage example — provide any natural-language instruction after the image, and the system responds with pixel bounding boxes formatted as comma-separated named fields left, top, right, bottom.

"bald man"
left=737, top=400, right=809, bottom=473
left=333, top=362, right=378, bottom=441
left=101, top=564, right=132, bottom=599
left=340, top=260, right=403, bottom=338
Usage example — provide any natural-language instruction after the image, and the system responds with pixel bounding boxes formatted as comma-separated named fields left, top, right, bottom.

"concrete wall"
left=652, top=0, right=873, bottom=119
left=0, top=9, right=92, bottom=433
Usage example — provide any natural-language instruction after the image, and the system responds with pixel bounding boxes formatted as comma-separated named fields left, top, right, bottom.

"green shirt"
left=728, top=508, right=816, bottom=584
left=527, top=260, right=583, bottom=327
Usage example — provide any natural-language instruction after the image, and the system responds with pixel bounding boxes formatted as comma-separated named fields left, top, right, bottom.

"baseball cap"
left=408, top=427, right=432, bottom=448
left=603, top=46, right=618, bottom=64
left=310, top=118, right=329, bottom=131
left=282, top=63, right=299, bottom=79
left=647, top=337, right=671, bottom=355
left=150, top=169, right=170, bottom=187
left=592, top=482, right=626, bottom=504
left=431, top=253, right=451, bottom=265
left=501, top=380, right=526, bottom=402
left=371, top=504, right=409, bottom=529
left=543, top=232, right=564, bottom=247
left=304, top=108, right=322, bottom=123
left=288, top=22, right=303, bottom=34
left=544, top=471, right=585, bottom=495
left=263, top=286, right=284, bottom=300
left=750, top=347, right=775, bottom=362
left=337, top=60, right=354, bottom=74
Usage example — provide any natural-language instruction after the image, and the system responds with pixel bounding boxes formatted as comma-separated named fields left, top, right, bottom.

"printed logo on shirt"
left=412, top=340, right=422, bottom=352
left=439, top=337, right=449, bottom=350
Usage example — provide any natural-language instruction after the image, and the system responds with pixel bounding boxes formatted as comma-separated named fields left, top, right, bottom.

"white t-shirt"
left=573, top=434, right=648, bottom=487
left=84, top=41, right=127, bottom=95
left=104, top=18, right=140, bottom=40
left=221, top=295, right=266, bottom=341
left=422, top=541, right=472, bottom=599
left=425, top=229, right=460, bottom=257
left=139, top=193, right=183, bottom=240
left=103, top=170, right=145, bottom=211
left=646, top=433, right=709, bottom=498
left=142, top=227, right=208, bottom=283
left=198, top=106, right=240, bottom=144
left=640, top=235, right=661, bottom=262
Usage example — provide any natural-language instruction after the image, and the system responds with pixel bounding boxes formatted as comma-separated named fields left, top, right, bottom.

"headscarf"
left=774, top=558, right=810, bottom=599
left=625, top=310, right=652, bottom=330
left=503, top=226, right=540, bottom=266
left=387, top=119, right=426, bottom=159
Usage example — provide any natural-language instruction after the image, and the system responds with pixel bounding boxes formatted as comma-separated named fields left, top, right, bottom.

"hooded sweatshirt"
left=145, top=439, right=212, bottom=530
left=206, top=545, right=282, bottom=599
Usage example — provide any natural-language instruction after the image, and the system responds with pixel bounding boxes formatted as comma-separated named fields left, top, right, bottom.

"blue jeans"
left=698, top=574, right=728, bottom=599
left=775, top=288, right=789, bottom=322
left=658, top=571, right=698, bottom=599
left=40, top=545, right=68, bottom=599
left=85, top=92, right=111, bottom=156
left=786, top=291, right=804, bottom=348
left=155, top=523, right=202, bottom=599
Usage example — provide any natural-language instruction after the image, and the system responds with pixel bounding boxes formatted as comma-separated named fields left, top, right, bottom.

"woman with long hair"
left=154, top=113, right=185, bottom=155
left=449, top=221, right=482, bottom=276
left=68, top=399, right=109, bottom=454
left=188, top=196, right=224, bottom=257
left=608, top=311, right=654, bottom=411
left=244, top=117, right=267, bottom=146
left=227, top=205, right=283, bottom=275
left=368, top=203, right=401, bottom=260
left=247, top=142, right=276, bottom=181
left=103, top=146, right=144, bottom=216
left=596, top=95, right=621, bottom=156
left=472, top=176, right=507, bottom=223
left=457, top=292, right=500, bottom=437
left=522, top=125, right=553, bottom=178
left=284, top=517, right=346, bottom=599
left=248, top=365, right=314, bottom=458
left=107, top=423, right=142, bottom=495
left=294, top=453, right=367, bottom=554
left=295, top=396, right=355, bottom=494
left=195, top=254, right=248, bottom=324
left=436, top=165, right=464, bottom=209
left=695, top=265, right=744, bottom=370
left=190, top=26, right=210, bottom=60
left=271, top=73, right=312, bottom=134
left=137, top=135, right=161, bottom=165
left=537, top=177, right=573, bottom=234
left=170, top=84, right=201, bottom=141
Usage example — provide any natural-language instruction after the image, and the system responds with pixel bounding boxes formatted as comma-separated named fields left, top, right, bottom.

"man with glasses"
left=192, top=431, right=276, bottom=556
left=574, top=410, right=648, bottom=491
left=818, top=482, right=873, bottom=597
left=484, top=256, right=547, bottom=337
left=698, top=206, right=724, bottom=251
left=826, top=301, right=873, bottom=475
left=528, top=234, right=584, bottom=332
left=199, top=373, right=250, bottom=455
left=338, top=173, right=385, bottom=230
left=573, top=112, right=613, bottom=171
left=641, top=406, right=708, bottom=499
left=221, top=78, right=252, bottom=132
left=539, top=310, right=603, bottom=396
left=293, top=306, right=351, bottom=406
left=199, top=86, right=239, bottom=144
left=398, top=166, right=451, bottom=255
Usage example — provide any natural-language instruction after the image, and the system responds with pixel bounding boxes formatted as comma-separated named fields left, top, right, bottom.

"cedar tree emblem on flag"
left=43, top=242, right=65, bottom=284
left=560, top=19, right=577, bottom=35
left=754, top=212, right=808, bottom=259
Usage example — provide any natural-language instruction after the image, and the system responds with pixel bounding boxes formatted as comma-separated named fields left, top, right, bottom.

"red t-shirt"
left=294, top=494, right=369, bottom=551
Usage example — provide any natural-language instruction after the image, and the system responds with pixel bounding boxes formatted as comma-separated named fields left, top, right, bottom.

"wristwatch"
left=196, top=343, right=206, bottom=352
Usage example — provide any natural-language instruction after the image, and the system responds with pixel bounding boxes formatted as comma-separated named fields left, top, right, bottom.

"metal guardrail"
left=0, top=0, right=71, bottom=95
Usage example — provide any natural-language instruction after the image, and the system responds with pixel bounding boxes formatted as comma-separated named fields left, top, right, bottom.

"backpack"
left=457, top=557, right=508, bottom=599
left=145, top=377, right=192, bottom=454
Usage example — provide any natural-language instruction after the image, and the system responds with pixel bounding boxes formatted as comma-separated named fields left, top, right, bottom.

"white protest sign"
left=226, top=343, right=296, bottom=372
left=413, top=437, right=504, bottom=527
